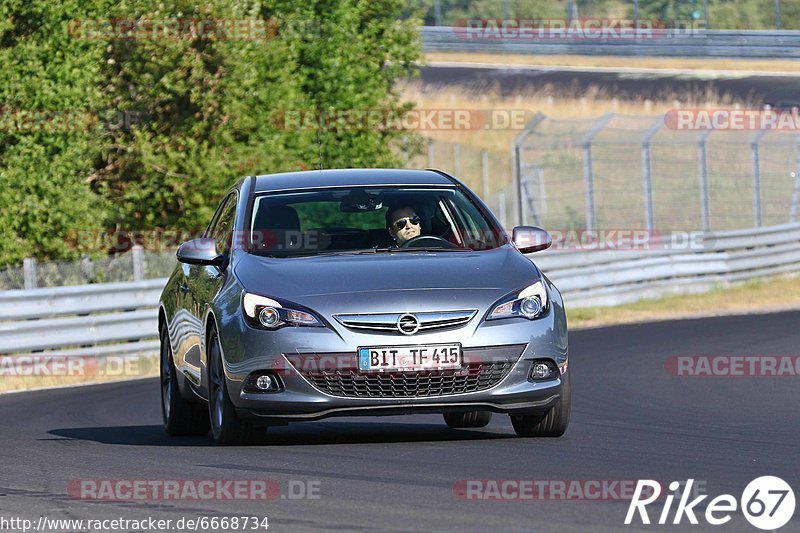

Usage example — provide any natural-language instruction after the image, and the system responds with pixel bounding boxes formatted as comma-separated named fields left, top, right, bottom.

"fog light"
left=259, top=307, right=281, bottom=328
left=255, top=375, right=277, bottom=391
left=520, top=296, right=543, bottom=318
left=530, top=362, right=553, bottom=380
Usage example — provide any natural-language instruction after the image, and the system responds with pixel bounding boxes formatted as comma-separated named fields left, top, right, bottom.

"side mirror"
left=512, top=226, right=552, bottom=254
left=176, top=238, right=225, bottom=266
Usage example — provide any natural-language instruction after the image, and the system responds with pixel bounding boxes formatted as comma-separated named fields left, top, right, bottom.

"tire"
left=160, top=327, right=210, bottom=436
left=510, top=369, right=571, bottom=437
left=207, top=329, right=261, bottom=446
left=443, top=411, right=493, bottom=428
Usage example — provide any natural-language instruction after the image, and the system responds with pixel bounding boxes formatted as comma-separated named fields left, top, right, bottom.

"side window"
left=208, top=193, right=237, bottom=255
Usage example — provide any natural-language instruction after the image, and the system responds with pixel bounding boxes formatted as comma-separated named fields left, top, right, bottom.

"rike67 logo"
left=626, top=477, right=795, bottom=530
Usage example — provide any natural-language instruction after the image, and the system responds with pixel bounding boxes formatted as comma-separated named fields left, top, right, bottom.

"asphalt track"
left=419, top=65, right=800, bottom=106
left=1, top=310, right=799, bottom=532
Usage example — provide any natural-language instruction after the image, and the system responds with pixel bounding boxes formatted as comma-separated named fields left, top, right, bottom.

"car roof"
left=253, top=168, right=455, bottom=193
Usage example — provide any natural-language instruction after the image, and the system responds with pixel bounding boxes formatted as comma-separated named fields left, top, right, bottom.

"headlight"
left=242, top=292, right=322, bottom=329
left=487, top=280, right=549, bottom=321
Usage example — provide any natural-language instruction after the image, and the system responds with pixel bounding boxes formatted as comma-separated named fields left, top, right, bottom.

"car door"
left=175, top=193, right=237, bottom=386
left=186, top=192, right=238, bottom=384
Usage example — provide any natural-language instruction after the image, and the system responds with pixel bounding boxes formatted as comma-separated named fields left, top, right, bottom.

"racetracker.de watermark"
left=664, top=355, right=800, bottom=377
left=68, top=228, right=705, bottom=254
left=0, top=108, right=147, bottom=133
left=452, top=18, right=705, bottom=40
left=68, top=18, right=280, bottom=41
left=665, top=108, right=800, bottom=131
left=0, top=355, right=156, bottom=379
left=453, top=479, right=706, bottom=501
left=272, top=109, right=534, bottom=131
left=67, top=479, right=321, bottom=501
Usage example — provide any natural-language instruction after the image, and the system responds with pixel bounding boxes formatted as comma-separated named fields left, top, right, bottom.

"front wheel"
left=207, top=329, right=261, bottom=446
left=510, top=370, right=571, bottom=437
left=160, top=327, right=210, bottom=436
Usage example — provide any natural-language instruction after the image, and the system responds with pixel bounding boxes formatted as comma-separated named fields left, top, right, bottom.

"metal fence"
left=512, top=112, right=800, bottom=232
left=416, top=0, right=797, bottom=30
left=405, top=138, right=515, bottom=228
left=0, top=247, right=176, bottom=291
left=422, top=26, right=800, bottom=58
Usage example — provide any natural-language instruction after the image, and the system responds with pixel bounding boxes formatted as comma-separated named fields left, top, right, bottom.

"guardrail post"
left=23, top=258, right=37, bottom=289
left=791, top=138, right=800, bottom=223
left=751, top=131, right=767, bottom=227
left=453, top=143, right=461, bottom=177
left=641, top=118, right=662, bottom=231
left=427, top=139, right=434, bottom=168
left=132, top=245, right=144, bottom=281
left=698, top=130, right=712, bottom=232
left=582, top=113, right=614, bottom=231
left=481, top=150, right=490, bottom=200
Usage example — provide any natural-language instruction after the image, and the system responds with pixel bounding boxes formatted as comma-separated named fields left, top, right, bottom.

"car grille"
left=333, top=310, right=477, bottom=335
left=290, top=345, right=525, bottom=398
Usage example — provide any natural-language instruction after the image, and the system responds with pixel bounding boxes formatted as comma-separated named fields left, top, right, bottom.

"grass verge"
left=568, top=274, right=800, bottom=329
left=426, top=53, right=800, bottom=74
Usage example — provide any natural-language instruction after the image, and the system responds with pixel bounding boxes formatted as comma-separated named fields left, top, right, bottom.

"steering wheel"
left=400, top=235, right=456, bottom=248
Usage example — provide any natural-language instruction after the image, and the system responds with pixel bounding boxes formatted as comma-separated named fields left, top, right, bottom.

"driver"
left=386, top=207, right=422, bottom=246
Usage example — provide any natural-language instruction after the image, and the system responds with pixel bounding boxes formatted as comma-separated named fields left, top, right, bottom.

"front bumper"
left=217, top=300, right=568, bottom=423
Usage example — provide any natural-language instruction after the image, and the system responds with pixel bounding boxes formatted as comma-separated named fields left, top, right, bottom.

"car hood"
left=234, top=246, right=541, bottom=313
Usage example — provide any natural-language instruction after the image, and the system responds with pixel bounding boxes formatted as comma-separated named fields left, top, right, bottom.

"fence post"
left=511, top=112, right=546, bottom=227
left=481, top=150, right=490, bottom=200
left=427, top=139, right=434, bottom=168
left=582, top=113, right=614, bottom=231
left=791, top=138, right=800, bottom=223
left=23, top=258, right=37, bottom=290
left=132, top=245, right=144, bottom=281
left=434, top=0, right=442, bottom=26
left=775, top=0, right=781, bottom=29
left=641, top=118, right=662, bottom=231
left=401, top=135, right=409, bottom=166
left=453, top=143, right=461, bottom=176
left=698, top=130, right=712, bottom=232
left=751, top=131, right=767, bottom=227
left=498, top=191, right=508, bottom=229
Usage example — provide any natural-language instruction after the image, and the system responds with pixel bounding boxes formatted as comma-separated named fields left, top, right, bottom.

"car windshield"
left=246, top=186, right=508, bottom=258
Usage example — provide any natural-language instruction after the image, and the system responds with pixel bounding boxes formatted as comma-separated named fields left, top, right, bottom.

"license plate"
left=358, top=344, right=462, bottom=372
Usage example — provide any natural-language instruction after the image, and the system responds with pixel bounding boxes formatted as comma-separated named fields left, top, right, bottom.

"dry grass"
left=426, top=53, right=800, bottom=74
left=399, top=83, right=740, bottom=154
left=568, top=274, right=800, bottom=329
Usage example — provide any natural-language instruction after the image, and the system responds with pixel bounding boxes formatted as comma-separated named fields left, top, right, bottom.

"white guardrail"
left=421, top=26, right=800, bottom=59
left=1, top=222, right=799, bottom=358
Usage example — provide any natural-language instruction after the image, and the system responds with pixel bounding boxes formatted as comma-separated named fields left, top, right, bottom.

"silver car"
left=159, top=169, right=569, bottom=445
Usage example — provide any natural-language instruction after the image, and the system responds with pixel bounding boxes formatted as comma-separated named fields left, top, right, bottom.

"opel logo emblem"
left=397, top=313, right=420, bottom=335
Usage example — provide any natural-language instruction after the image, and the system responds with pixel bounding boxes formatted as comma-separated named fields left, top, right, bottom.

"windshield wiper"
left=372, top=247, right=472, bottom=253
left=251, top=246, right=472, bottom=258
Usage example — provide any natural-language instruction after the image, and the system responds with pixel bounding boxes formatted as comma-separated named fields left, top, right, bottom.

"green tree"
left=0, top=0, right=109, bottom=264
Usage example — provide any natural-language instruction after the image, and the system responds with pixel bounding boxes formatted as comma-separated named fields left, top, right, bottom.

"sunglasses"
left=393, top=215, right=420, bottom=231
